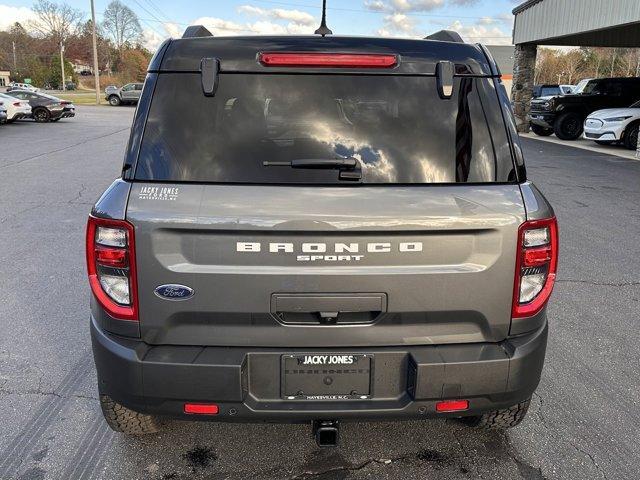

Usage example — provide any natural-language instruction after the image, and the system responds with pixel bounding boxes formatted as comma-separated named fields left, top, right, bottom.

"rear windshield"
left=135, top=73, right=515, bottom=184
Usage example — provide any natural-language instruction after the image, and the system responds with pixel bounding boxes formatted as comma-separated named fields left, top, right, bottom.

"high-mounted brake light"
left=86, top=216, right=138, bottom=321
left=512, top=217, right=558, bottom=318
left=259, top=52, right=397, bottom=68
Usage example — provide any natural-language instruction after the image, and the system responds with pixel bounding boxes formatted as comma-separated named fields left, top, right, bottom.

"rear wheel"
left=108, top=95, right=121, bottom=106
left=623, top=123, right=639, bottom=150
left=553, top=112, right=583, bottom=140
left=462, top=398, right=531, bottom=430
left=33, top=108, right=51, bottom=123
left=99, top=395, right=161, bottom=434
left=530, top=124, right=553, bottom=136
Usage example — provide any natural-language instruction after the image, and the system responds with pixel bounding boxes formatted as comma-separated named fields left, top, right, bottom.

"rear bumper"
left=91, top=316, right=548, bottom=422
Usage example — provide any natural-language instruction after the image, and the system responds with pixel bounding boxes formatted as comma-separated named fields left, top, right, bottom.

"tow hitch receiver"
left=313, top=420, right=340, bottom=447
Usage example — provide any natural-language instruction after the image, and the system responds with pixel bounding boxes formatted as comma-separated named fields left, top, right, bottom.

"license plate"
left=281, top=354, right=372, bottom=400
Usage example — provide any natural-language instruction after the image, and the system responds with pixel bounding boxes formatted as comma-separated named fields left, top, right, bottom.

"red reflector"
left=523, top=245, right=552, bottom=267
left=259, top=52, right=397, bottom=68
left=95, top=245, right=127, bottom=267
left=184, top=403, right=219, bottom=415
left=436, top=400, right=469, bottom=412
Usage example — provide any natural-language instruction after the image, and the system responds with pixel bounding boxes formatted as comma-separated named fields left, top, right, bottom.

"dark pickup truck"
left=529, top=77, right=640, bottom=139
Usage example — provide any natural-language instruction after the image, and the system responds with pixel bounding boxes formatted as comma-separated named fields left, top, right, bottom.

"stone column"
left=511, top=44, right=537, bottom=133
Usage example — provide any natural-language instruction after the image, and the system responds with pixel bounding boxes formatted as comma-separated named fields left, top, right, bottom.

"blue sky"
left=0, top=0, right=518, bottom=48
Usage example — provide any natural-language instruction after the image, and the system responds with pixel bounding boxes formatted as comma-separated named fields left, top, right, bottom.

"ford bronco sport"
left=87, top=29, right=558, bottom=446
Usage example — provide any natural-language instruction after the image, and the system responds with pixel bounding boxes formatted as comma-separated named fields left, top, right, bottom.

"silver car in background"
left=105, top=83, right=143, bottom=106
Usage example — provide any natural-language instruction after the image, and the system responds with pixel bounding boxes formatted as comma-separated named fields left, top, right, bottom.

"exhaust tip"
left=313, top=420, right=339, bottom=447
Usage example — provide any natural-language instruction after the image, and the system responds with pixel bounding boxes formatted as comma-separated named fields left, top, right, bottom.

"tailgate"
left=127, top=183, right=525, bottom=347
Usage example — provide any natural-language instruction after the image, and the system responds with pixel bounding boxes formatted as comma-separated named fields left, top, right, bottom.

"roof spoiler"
left=424, top=30, right=464, bottom=43
left=182, top=25, right=213, bottom=38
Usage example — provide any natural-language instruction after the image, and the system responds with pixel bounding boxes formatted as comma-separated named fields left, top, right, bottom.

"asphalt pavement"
left=0, top=106, right=639, bottom=480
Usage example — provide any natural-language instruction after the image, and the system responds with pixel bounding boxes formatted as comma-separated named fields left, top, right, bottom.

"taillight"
left=86, top=216, right=138, bottom=321
left=512, top=217, right=559, bottom=318
left=258, top=52, right=398, bottom=68
left=61, top=101, right=71, bottom=105
left=13, top=102, right=21, bottom=107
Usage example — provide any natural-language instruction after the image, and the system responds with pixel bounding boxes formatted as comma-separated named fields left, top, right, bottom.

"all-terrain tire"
left=553, top=112, right=583, bottom=140
left=530, top=124, right=553, bottom=136
left=463, top=399, right=531, bottom=430
left=99, top=395, right=161, bottom=434
left=623, top=123, right=639, bottom=150
left=108, top=95, right=121, bottom=106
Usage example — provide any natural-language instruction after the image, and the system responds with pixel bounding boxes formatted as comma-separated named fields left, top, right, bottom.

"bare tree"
left=28, top=0, right=84, bottom=44
left=102, top=0, right=143, bottom=51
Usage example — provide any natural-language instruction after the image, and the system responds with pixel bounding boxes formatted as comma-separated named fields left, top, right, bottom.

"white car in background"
left=0, top=92, right=32, bottom=123
left=583, top=101, right=640, bottom=150
left=6, top=82, right=39, bottom=93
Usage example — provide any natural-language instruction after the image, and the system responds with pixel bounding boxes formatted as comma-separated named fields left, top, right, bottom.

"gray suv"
left=87, top=32, right=558, bottom=447
left=105, top=82, right=143, bottom=106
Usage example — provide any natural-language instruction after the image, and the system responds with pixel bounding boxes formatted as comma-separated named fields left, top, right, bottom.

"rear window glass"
left=135, top=74, right=515, bottom=184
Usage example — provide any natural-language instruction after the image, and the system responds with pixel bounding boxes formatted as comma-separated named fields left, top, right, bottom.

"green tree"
left=48, top=55, right=77, bottom=88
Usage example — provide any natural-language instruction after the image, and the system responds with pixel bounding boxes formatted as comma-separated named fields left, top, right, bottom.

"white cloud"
left=0, top=5, right=36, bottom=31
left=163, top=22, right=182, bottom=38
left=191, top=16, right=311, bottom=37
left=446, top=19, right=511, bottom=45
left=238, top=5, right=315, bottom=26
left=365, top=0, right=445, bottom=12
left=377, top=13, right=418, bottom=36
left=142, top=28, right=167, bottom=50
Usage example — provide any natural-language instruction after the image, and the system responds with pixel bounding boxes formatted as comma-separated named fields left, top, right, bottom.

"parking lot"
left=0, top=106, right=639, bottom=480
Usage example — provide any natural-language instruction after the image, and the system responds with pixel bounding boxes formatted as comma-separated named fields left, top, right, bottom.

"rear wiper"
left=263, top=157, right=362, bottom=181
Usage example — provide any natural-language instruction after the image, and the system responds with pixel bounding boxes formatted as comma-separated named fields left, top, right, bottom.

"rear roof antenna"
left=314, top=0, right=333, bottom=36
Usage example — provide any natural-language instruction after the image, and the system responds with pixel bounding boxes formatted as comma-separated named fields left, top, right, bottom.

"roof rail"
left=424, top=30, right=464, bottom=43
left=182, top=25, right=213, bottom=39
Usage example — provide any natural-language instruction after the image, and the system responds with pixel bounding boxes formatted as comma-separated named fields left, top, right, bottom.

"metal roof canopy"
left=513, top=0, right=640, bottom=47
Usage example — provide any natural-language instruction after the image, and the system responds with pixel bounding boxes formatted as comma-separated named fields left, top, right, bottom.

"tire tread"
left=99, top=395, right=160, bottom=434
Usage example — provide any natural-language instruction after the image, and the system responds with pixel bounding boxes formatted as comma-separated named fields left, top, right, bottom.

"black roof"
left=150, top=35, right=495, bottom=76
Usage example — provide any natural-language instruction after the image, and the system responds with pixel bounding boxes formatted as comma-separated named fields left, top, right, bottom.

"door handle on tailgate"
left=271, top=293, right=387, bottom=325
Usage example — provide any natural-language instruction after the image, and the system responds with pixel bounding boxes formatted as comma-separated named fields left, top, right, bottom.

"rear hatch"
left=126, top=36, right=525, bottom=348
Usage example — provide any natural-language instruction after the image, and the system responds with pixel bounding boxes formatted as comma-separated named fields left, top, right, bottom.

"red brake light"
left=259, top=52, right=398, bottom=68
left=61, top=101, right=71, bottom=105
left=13, top=102, right=21, bottom=107
left=86, top=216, right=138, bottom=321
left=95, top=245, right=127, bottom=267
left=436, top=400, right=469, bottom=412
left=512, top=217, right=559, bottom=319
left=184, top=403, right=219, bottom=415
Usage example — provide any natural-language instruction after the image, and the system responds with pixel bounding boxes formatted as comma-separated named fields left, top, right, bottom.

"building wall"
left=0, top=71, right=10, bottom=87
left=514, top=0, right=640, bottom=45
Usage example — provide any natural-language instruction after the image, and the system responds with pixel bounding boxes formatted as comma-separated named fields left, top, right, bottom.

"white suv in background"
left=583, top=101, right=640, bottom=149
left=0, top=93, right=32, bottom=123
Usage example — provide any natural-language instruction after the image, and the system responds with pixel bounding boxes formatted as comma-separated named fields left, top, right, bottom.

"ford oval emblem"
left=154, top=284, right=194, bottom=301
